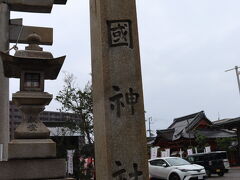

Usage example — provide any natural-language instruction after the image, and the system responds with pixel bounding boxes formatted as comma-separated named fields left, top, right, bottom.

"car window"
left=165, top=158, right=191, bottom=166
left=197, top=155, right=205, bottom=161
left=187, top=152, right=228, bottom=163
left=149, top=159, right=167, bottom=167
left=212, top=152, right=227, bottom=160
left=191, top=155, right=204, bottom=162
left=187, top=156, right=194, bottom=163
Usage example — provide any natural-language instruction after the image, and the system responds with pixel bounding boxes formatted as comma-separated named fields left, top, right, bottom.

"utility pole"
left=225, top=66, right=240, bottom=163
left=225, top=66, right=240, bottom=95
left=147, top=117, right=153, bottom=137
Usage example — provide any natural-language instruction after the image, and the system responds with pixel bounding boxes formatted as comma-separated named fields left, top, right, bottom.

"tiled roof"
left=213, top=117, right=240, bottom=128
left=154, top=111, right=237, bottom=146
left=156, top=129, right=174, bottom=141
left=167, top=111, right=211, bottom=140
left=196, top=129, right=236, bottom=138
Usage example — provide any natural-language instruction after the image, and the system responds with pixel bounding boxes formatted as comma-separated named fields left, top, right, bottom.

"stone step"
left=0, top=158, right=66, bottom=179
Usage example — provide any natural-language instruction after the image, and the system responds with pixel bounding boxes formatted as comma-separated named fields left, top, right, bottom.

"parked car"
left=186, top=152, right=227, bottom=177
left=213, top=151, right=230, bottom=172
left=148, top=157, right=206, bottom=180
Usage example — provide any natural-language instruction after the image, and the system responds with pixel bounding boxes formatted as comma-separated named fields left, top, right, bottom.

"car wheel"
left=149, top=178, right=159, bottom=180
left=169, top=173, right=180, bottom=180
left=217, top=172, right=224, bottom=176
left=206, top=170, right=211, bottom=177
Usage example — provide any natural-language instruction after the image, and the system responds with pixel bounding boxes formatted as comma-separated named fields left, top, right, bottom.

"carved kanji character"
left=109, top=86, right=125, bottom=117
left=112, top=161, right=127, bottom=180
left=125, top=88, right=139, bottom=115
left=129, top=163, right=143, bottom=180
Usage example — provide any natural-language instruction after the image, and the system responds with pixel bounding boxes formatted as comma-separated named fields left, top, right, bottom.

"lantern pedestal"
left=14, top=121, right=50, bottom=139
left=8, top=139, right=56, bottom=159
left=12, top=91, right=52, bottom=139
left=12, top=91, right=52, bottom=106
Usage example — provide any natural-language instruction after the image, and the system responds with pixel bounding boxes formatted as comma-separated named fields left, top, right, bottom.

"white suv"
left=149, top=157, right=206, bottom=180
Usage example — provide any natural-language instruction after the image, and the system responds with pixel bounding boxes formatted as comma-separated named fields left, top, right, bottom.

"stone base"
left=12, top=91, right=52, bottom=106
left=0, top=159, right=66, bottom=180
left=14, top=121, right=50, bottom=139
left=8, top=139, right=56, bottom=159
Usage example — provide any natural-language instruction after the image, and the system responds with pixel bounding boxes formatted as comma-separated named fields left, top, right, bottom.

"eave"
left=0, top=52, right=65, bottom=80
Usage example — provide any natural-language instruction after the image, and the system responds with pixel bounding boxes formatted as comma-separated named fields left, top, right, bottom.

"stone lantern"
left=0, top=33, right=65, bottom=159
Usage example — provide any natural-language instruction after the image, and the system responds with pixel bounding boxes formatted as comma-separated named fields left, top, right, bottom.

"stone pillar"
left=0, top=3, right=9, bottom=161
left=90, top=0, right=148, bottom=179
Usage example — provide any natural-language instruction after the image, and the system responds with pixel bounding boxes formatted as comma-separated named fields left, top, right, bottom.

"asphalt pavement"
left=206, top=167, right=240, bottom=180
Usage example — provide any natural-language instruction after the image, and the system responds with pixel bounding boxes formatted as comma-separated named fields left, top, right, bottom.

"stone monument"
left=0, top=33, right=66, bottom=179
left=90, top=0, right=149, bottom=179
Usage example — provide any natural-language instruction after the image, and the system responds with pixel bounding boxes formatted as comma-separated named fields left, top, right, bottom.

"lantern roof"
left=0, top=33, right=66, bottom=80
left=0, top=52, right=65, bottom=80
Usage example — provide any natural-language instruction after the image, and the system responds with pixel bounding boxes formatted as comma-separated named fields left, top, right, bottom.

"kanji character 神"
left=109, top=86, right=125, bottom=117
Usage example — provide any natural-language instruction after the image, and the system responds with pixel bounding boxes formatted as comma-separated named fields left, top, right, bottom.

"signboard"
left=67, top=150, right=75, bottom=175
left=187, top=149, right=193, bottom=155
left=150, top=147, right=159, bottom=159
left=179, top=148, right=183, bottom=158
left=165, top=148, right=170, bottom=157
left=205, top=146, right=211, bottom=153
left=194, top=147, right=198, bottom=154
left=161, top=151, right=167, bottom=157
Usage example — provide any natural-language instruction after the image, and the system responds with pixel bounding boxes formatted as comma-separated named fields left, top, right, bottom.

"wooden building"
left=153, top=111, right=236, bottom=159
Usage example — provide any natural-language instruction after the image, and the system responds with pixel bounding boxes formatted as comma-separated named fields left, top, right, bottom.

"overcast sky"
left=9, top=0, right=240, bottom=133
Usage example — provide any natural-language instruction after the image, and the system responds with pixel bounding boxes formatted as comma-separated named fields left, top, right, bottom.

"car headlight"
left=179, top=169, right=190, bottom=172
